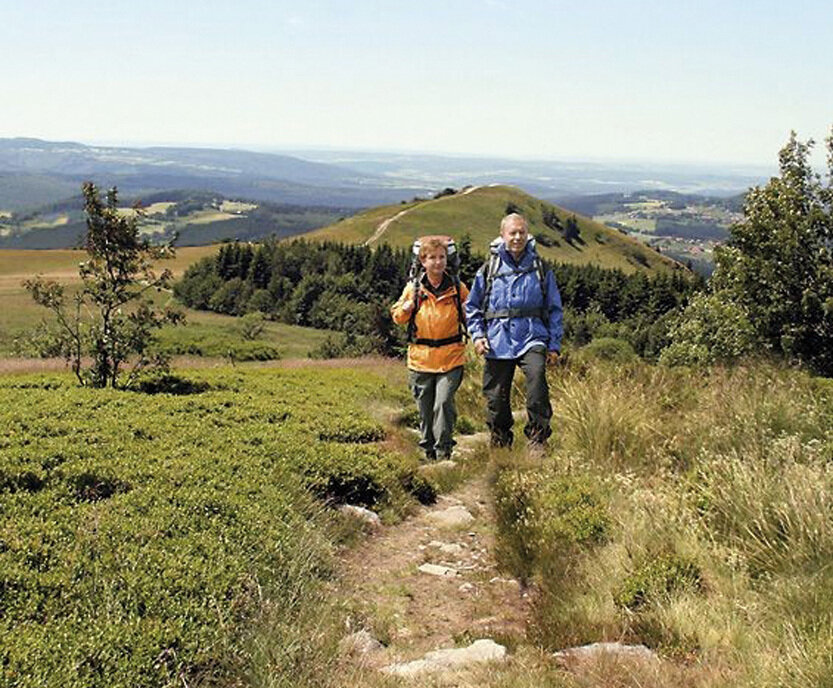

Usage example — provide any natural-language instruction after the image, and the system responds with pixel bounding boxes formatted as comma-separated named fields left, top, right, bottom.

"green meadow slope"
left=307, top=185, right=682, bottom=274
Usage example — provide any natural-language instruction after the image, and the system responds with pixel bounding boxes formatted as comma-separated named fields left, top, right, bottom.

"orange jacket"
left=391, top=276, right=469, bottom=373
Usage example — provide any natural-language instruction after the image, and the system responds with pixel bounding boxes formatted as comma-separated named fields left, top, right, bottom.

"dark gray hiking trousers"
left=408, top=366, right=464, bottom=456
left=483, top=346, right=552, bottom=447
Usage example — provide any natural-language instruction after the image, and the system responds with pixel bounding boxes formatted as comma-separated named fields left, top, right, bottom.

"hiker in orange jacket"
left=391, top=237, right=469, bottom=461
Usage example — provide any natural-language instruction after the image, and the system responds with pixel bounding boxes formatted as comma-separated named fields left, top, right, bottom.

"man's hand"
left=546, top=351, right=560, bottom=367
left=474, top=338, right=490, bottom=356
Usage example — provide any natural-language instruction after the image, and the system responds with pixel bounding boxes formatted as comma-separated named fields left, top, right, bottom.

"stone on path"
left=381, top=639, right=506, bottom=677
left=458, top=583, right=475, bottom=593
left=426, top=506, right=474, bottom=528
left=554, top=642, right=658, bottom=665
left=428, top=540, right=465, bottom=556
left=418, top=563, right=459, bottom=578
left=489, top=576, right=521, bottom=589
left=338, top=504, right=381, bottom=528
left=338, top=630, right=383, bottom=657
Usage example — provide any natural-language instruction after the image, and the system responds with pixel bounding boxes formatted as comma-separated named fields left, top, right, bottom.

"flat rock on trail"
left=337, top=466, right=530, bottom=674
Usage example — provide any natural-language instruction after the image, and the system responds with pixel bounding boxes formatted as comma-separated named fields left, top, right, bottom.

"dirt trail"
left=364, top=184, right=494, bottom=247
left=337, top=433, right=532, bottom=675
left=365, top=208, right=412, bottom=246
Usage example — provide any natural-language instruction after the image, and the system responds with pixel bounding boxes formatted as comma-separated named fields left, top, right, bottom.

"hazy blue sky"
left=2, top=0, right=831, bottom=165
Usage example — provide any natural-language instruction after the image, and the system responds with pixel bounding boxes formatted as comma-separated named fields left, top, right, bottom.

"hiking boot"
left=425, top=450, right=438, bottom=462
left=438, top=450, right=453, bottom=462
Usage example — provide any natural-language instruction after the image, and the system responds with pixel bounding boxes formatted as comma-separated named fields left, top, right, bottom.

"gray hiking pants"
left=483, top=346, right=552, bottom=447
left=408, top=366, right=464, bottom=457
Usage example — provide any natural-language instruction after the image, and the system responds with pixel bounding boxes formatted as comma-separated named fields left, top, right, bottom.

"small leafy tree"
left=659, top=292, right=757, bottom=366
left=711, top=131, right=833, bottom=373
left=24, top=182, right=183, bottom=388
left=238, top=312, right=266, bottom=341
left=662, top=129, right=833, bottom=373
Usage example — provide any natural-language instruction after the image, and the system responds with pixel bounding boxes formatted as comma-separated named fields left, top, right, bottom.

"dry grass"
left=486, top=354, right=833, bottom=687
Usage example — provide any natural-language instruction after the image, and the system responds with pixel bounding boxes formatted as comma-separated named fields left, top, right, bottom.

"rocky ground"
left=330, top=430, right=677, bottom=687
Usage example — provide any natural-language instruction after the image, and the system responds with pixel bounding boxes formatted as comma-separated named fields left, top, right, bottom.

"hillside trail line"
left=336, top=429, right=533, bottom=680
left=363, top=184, right=498, bottom=247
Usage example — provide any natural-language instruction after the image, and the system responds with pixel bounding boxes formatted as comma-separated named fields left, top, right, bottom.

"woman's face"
left=420, top=248, right=447, bottom=280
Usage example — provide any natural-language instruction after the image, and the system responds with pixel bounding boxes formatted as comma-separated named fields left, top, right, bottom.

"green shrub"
left=583, top=336, right=638, bottom=363
left=399, top=407, right=420, bottom=429
left=455, top=415, right=478, bottom=435
left=153, top=323, right=280, bottom=361
left=615, top=553, right=703, bottom=610
left=537, top=475, right=609, bottom=549
left=307, top=332, right=377, bottom=359
left=317, top=418, right=386, bottom=444
left=660, top=291, right=757, bottom=366
left=133, top=374, right=211, bottom=395
left=494, top=468, right=608, bottom=581
left=238, top=311, right=266, bottom=340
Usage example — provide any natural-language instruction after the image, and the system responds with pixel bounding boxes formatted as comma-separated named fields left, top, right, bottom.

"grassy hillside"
left=307, top=185, right=682, bottom=274
left=0, top=247, right=218, bottom=350
left=0, top=245, right=333, bottom=358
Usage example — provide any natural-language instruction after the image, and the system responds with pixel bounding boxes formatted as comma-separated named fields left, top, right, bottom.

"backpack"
left=481, top=236, right=549, bottom=322
left=405, top=236, right=468, bottom=346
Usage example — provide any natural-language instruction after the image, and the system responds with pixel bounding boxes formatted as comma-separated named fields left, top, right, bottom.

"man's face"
left=501, top=219, right=528, bottom=257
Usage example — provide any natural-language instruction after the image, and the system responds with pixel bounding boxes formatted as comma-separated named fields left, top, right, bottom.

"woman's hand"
left=474, top=338, right=490, bottom=356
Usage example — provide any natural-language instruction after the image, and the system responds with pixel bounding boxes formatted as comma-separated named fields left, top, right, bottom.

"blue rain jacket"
left=465, top=242, right=563, bottom=359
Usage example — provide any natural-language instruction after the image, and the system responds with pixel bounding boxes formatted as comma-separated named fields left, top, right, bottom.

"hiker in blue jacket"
left=465, top=213, right=563, bottom=453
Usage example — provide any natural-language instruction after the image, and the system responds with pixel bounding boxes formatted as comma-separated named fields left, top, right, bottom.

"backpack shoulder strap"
left=405, top=273, right=424, bottom=342
left=534, top=255, right=548, bottom=304
left=482, top=253, right=500, bottom=312
left=452, top=275, right=468, bottom=341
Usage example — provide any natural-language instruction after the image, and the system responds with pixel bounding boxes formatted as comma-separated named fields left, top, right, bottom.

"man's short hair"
left=418, top=236, right=448, bottom=259
left=500, top=213, right=528, bottom=232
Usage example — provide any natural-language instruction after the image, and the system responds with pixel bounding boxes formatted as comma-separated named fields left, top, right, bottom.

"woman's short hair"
left=418, top=237, right=448, bottom=260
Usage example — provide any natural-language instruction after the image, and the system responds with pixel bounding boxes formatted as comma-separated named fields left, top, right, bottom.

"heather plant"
left=0, top=366, right=426, bottom=687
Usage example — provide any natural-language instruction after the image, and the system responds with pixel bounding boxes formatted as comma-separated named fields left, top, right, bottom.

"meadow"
left=3, top=333, right=833, bottom=687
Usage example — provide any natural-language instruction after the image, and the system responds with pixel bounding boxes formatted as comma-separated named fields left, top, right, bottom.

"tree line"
left=173, top=237, right=700, bottom=358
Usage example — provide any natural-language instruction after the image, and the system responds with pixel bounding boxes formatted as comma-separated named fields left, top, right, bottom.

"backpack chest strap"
left=484, top=307, right=546, bottom=321
left=490, top=264, right=538, bottom=279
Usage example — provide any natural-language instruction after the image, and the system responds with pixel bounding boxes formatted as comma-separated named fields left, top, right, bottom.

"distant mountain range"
left=0, top=138, right=771, bottom=214
left=0, top=138, right=771, bottom=251
left=282, top=148, right=772, bottom=199
left=0, top=138, right=432, bottom=212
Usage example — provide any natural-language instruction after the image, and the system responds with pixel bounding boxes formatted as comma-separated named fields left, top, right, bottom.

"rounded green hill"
left=306, top=185, right=682, bottom=274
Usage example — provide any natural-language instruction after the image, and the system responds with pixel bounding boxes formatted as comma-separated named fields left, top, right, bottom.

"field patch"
left=220, top=200, right=257, bottom=213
